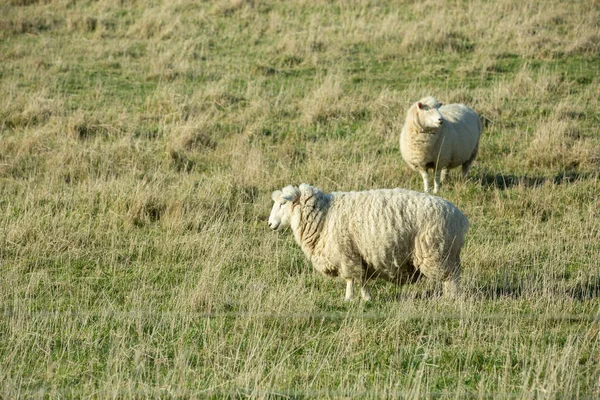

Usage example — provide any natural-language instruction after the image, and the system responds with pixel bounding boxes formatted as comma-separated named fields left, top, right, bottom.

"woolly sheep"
left=400, top=96, right=482, bottom=193
left=268, top=184, right=469, bottom=301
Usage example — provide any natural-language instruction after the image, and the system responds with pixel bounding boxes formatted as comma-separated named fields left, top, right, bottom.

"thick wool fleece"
left=280, top=184, right=469, bottom=297
left=400, top=97, right=482, bottom=192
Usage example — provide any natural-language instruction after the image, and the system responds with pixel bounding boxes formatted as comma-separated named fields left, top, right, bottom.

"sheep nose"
left=268, top=221, right=272, bottom=228
left=438, top=118, right=443, bottom=124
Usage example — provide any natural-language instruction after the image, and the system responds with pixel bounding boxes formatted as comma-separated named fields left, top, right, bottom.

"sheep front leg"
left=417, top=168, right=430, bottom=193
left=345, top=279, right=354, bottom=301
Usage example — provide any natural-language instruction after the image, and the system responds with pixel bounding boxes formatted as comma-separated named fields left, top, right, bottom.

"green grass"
left=1, top=0, right=600, bottom=398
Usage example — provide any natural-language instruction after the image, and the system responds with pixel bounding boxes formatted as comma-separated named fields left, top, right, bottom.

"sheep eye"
left=280, top=201, right=286, bottom=207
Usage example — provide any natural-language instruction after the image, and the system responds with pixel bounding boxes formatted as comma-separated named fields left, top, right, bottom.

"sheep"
left=400, top=96, right=482, bottom=193
left=268, top=184, right=469, bottom=301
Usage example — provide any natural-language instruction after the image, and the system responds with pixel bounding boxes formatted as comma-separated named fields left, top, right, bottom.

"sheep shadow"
left=390, top=274, right=600, bottom=301
left=470, top=279, right=524, bottom=299
left=469, top=275, right=600, bottom=301
left=390, top=281, right=523, bottom=301
left=568, top=278, right=600, bottom=301
left=477, top=171, right=589, bottom=190
left=387, top=272, right=524, bottom=301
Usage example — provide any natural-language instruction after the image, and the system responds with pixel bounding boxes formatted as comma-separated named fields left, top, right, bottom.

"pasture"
left=1, top=0, right=599, bottom=397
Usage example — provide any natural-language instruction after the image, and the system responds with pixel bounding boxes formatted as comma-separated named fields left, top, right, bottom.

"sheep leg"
left=433, top=169, right=442, bottom=194
left=417, top=168, right=430, bottom=193
left=443, top=278, right=459, bottom=298
left=441, top=168, right=448, bottom=183
left=461, top=160, right=472, bottom=179
left=345, top=279, right=354, bottom=301
left=462, top=143, right=478, bottom=179
left=360, top=284, right=372, bottom=301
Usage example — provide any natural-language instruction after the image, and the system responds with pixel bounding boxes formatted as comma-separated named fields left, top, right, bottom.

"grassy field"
left=1, top=0, right=600, bottom=397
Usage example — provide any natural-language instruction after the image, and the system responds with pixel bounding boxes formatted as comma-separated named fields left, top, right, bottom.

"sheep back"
left=297, top=186, right=469, bottom=284
left=438, top=104, right=481, bottom=169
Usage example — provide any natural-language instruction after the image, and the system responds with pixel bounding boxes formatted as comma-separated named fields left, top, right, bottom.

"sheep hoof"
left=443, top=279, right=460, bottom=298
left=360, top=287, right=372, bottom=301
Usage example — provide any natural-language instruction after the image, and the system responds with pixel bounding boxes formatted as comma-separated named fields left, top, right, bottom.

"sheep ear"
left=417, top=102, right=424, bottom=109
left=271, top=190, right=282, bottom=202
left=299, top=183, right=320, bottom=203
left=281, top=185, right=300, bottom=203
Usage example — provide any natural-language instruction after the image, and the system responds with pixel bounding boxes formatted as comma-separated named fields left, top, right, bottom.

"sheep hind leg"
left=461, top=160, right=472, bottom=179
left=433, top=169, right=442, bottom=194
left=417, top=168, right=430, bottom=193
left=344, top=279, right=354, bottom=301
left=462, top=143, right=479, bottom=179
left=360, top=284, right=372, bottom=301
left=443, top=277, right=460, bottom=298
left=414, top=233, right=461, bottom=298
left=441, top=168, right=449, bottom=183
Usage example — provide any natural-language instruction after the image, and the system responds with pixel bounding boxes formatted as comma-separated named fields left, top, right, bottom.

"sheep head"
left=268, top=185, right=300, bottom=231
left=418, top=96, right=443, bottom=109
left=268, top=184, right=322, bottom=231
left=412, top=96, right=444, bottom=132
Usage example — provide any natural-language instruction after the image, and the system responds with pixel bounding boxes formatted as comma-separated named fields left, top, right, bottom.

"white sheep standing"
left=268, top=184, right=469, bottom=300
left=400, top=96, right=482, bottom=193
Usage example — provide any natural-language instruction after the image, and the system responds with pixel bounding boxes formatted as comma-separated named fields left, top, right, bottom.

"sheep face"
left=268, top=185, right=300, bottom=231
left=415, top=98, right=444, bottom=130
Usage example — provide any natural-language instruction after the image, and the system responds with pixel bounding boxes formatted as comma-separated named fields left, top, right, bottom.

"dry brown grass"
left=1, top=0, right=599, bottom=397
